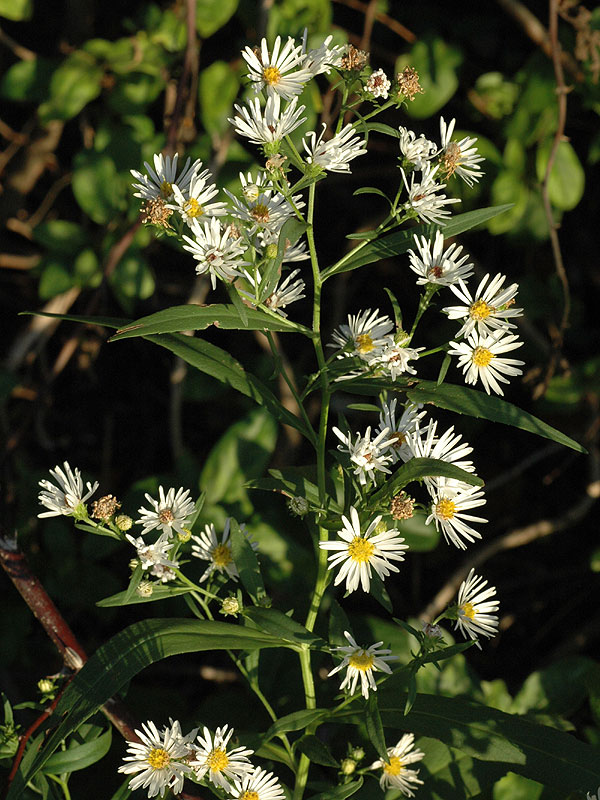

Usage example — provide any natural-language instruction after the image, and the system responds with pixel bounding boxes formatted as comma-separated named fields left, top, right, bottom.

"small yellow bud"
left=341, top=758, right=356, bottom=775
left=37, top=678, right=55, bottom=694
left=136, top=581, right=154, bottom=598
left=115, top=514, right=133, bottom=531
left=221, top=596, right=241, bottom=617
left=265, top=243, right=278, bottom=259
left=177, top=527, right=192, bottom=543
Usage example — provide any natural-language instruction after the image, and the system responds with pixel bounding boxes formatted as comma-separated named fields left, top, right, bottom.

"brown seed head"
left=91, top=494, right=121, bottom=521
left=396, top=66, right=424, bottom=101
left=141, top=197, right=173, bottom=228
left=339, top=44, right=369, bottom=72
left=390, top=491, right=415, bottom=520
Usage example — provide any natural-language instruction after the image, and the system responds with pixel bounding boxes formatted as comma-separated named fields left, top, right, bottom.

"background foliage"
left=1, top=0, right=599, bottom=798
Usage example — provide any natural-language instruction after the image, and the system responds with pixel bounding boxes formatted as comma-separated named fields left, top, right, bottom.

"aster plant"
left=13, top=26, right=596, bottom=800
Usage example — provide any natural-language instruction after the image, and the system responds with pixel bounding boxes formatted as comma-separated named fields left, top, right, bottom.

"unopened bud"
left=394, top=329, right=411, bottom=346
left=37, top=678, right=56, bottom=694
left=115, top=514, right=133, bottom=531
left=340, top=758, right=356, bottom=775
left=177, top=527, right=192, bottom=543
left=351, top=746, right=365, bottom=761
left=265, top=243, right=278, bottom=259
left=129, top=558, right=140, bottom=572
left=220, top=596, right=241, bottom=617
left=287, top=495, right=309, bottom=517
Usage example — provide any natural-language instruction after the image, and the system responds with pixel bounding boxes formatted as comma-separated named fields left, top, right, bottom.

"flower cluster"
left=119, top=719, right=284, bottom=799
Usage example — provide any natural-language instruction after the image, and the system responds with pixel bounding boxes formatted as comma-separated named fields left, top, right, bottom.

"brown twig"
left=332, top=0, right=416, bottom=43
left=533, top=0, right=572, bottom=400
left=495, top=0, right=584, bottom=80
left=0, top=25, right=36, bottom=60
left=166, top=0, right=199, bottom=154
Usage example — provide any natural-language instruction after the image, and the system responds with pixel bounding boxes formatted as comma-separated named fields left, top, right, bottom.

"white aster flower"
left=328, top=630, right=397, bottom=699
left=127, top=533, right=180, bottom=574
left=191, top=518, right=257, bottom=582
left=241, top=267, right=305, bottom=316
left=443, top=273, right=523, bottom=338
left=398, top=127, right=437, bottom=170
left=587, top=788, right=600, bottom=800
left=332, top=425, right=397, bottom=485
left=226, top=171, right=303, bottom=235
left=301, top=31, right=345, bottom=76
left=377, top=400, right=426, bottom=464
left=367, top=335, right=423, bottom=379
left=38, top=462, right=99, bottom=519
left=408, top=230, right=474, bottom=287
left=448, top=330, right=525, bottom=396
left=118, top=719, right=195, bottom=798
left=191, top=724, right=254, bottom=791
left=167, top=167, right=227, bottom=226
left=131, top=153, right=200, bottom=202
left=257, top=229, right=310, bottom=263
left=439, top=116, right=485, bottom=187
left=426, top=482, right=487, bottom=550
left=407, top=419, right=475, bottom=490
left=370, top=733, right=425, bottom=796
left=365, top=68, right=391, bottom=99
left=182, top=216, right=249, bottom=289
left=242, top=36, right=313, bottom=100
left=330, top=308, right=394, bottom=359
left=136, top=486, right=195, bottom=537
left=454, top=568, right=499, bottom=647
left=230, top=94, right=306, bottom=147
left=319, top=506, right=408, bottom=593
left=228, top=766, right=285, bottom=800
left=401, top=162, right=460, bottom=224
left=303, top=123, right=367, bottom=173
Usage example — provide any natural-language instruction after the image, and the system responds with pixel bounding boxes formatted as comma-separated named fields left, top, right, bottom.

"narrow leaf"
left=369, top=457, right=484, bottom=506
left=308, top=778, right=363, bottom=800
left=96, top=585, right=195, bottom=607
left=263, top=709, right=329, bottom=742
left=366, top=694, right=389, bottom=762
left=244, top=607, right=327, bottom=650
left=230, top=518, right=267, bottom=605
left=42, top=728, right=112, bottom=773
left=296, top=734, right=340, bottom=767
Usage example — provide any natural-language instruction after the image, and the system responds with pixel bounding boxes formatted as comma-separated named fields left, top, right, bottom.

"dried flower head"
left=91, top=494, right=121, bottom=521
left=141, top=197, right=173, bottom=228
left=339, top=44, right=369, bottom=71
left=287, top=495, right=310, bottom=517
left=390, top=492, right=415, bottom=520
left=396, top=66, right=424, bottom=101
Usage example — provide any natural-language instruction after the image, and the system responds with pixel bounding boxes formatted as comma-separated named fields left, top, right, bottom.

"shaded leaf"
left=42, top=728, right=112, bottom=774
left=244, top=607, right=326, bottom=650
left=230, top=518, right=268, bottom=604
left=369, top=457, right=484, bottom=506
left=366, top=694, right=388, bottom=762
left=296, top=734, right=339, bottom=768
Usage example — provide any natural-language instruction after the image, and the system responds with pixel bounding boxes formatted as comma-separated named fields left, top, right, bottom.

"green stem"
left=321, top=212, right=394, bottom=282
left=47, top=774, right=71, bottom=800
left=409, top=284, right=440, bottom=341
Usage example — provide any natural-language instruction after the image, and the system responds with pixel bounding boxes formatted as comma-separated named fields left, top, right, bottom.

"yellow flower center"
left=469, top=299, right=493, bottom=320
left=184, top=198, right=204, bottom=218
left=251, top=203, right=270, bottom=222
left=356, top=333, right=375, bottom=353
left=263, top=66, right=281, bottom=85
left=472, top=346, right=494, bottom=367
left=347, top=536, right=375, bottom=563
left=383, top=755, right=403, bottom=776
left=460, top=601, right=476, bottom=619
left=160, top=179, right=173, bottom=198
left=348, top=649, right=375, bottom=671
left=147, top=747, right=171, bottom=770
left=206, top=747, right=229, bottom=772
left=436, top=498, right=456, bottom=520
left=212, top=543, right=233, bottom=567
left=158, top=508, right=175, bottom=525
left=240, top=792, right=259, bottom=800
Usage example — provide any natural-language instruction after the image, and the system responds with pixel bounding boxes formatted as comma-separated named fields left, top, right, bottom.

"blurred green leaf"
left=0, top=0, right=31, bottom=20
left=107, top=72, right=165, bottom=113
left=471, top=72, right=519, bottom=119
left=397, top=36, right=463, bottom=119
left=33, top=220, right=88, bottom=256
left=308, top=779, right=363, bottom=800
left=74, top=249, right=102, bottom=289
left=108, top=255, right=155, bottom=312
left=488, top=172, right=529, bottom=234
left=196, top=0, right=238, bottom=37
left=38, top=261, right=74, bottom=300
left=511, top=657, right=597, bottom=717
left=72, top=152, right=127, bottom=224
left=395, top=512, right=439, bottom=552
left=536, top=140, right=585, bottom=211
left=39, top=51, right=103, bottom=122
left=493, top=772, right=544, bottom=800
left=199, top=61, right=240, bottom=135
left=0, top=57, right=54, bottom=102
left=366, top=694, right=388, bottom=762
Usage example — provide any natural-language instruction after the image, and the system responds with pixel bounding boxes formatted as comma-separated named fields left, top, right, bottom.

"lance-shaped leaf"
left=369, top=457, right=484, bottom=507
left=41, top=727, right=112, bottom=774
left=6, top=618, right=297, bottom=799
left=230, top=518, right=267, bottom=605
left=244, top=607, right=327, bottom=650
left=262, top=709, right=329, bottom=743
left=366, top=694, right=389, bottom=762
left=322, top=205, right=512, bottom=279
left=296, top=734, right=340, bottom=768
left=332, top=693, right=600, bottom=793
left=110, top=303, right=311, bottom=340
left=96, top=585, right=195, bottom=607
left=406, top=380, right=585, bottom=453
left=308, top=778, right=364, bottom=800
left=258, top=217, right=310, bottom=303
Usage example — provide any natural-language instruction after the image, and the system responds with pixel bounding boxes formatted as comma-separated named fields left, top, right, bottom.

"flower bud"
left=115, top=514, right=133, bottom=531
left=287, top=495, right=309, bottom=517
left=265, top=243, right=278, bottom=259
left=340, top=758, right=356, bottom=775
left=221, top=596, right=241, bottom=616
left=136, top=581, right=154, bottom=597
left=37, top=678, right=56, bottom=694
left=350, top=746, right=365, bottom=761
left=177, top=527, right=192, bottom=543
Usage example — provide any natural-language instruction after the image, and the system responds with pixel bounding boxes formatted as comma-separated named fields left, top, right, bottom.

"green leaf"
left=244, top=607, right=326, bottom=650
left=397, top=36, right=463, bottom=118
left=230, top=518, right=267, bottom=604
left=369, top=457, right=484, bottom=506
left=334, top=693, right=600, bottom=793
left=39, top=51, right=103, bottom=123
left=111, top=303, right=309, bottom=339
left=72, top=152, right=127, bottom=224
left=421, top=641, right=476, bottom=664
left=247, top=466, right=340, bottom=512
left=96, top=585, right=195, bottom=607
left=33, top=220, right=88, bottom=256
left=536, top=140, right=585, bottom=211
left=296, top=734, right=339, bottom=768
left=259, top=217, right=310, bottom=303
left=493, top=772, right=544, bottom=800
left=405, top=380, right=586, bottom=453
left=199, top=61, right=240, bottom=135
left=0, top=57, right=54, bottom=102
left=367, top=571, right=393, bottom=614
left=6, top=619, right=293, bottom=798
left=0, top=0, right=32, bottom=20
left=38, top=261, right=74, bottom=300
left=352, top=186, right=390, bottom=202
left=322, top=206, right=512, bottom=279
left=42, top=728, right=112, bottom=774
left=366, top=694, right=388, bottom=762
left=262, top=709, right=329, bottom=743
left=196, top=0, right=238, bottom=37
left=363, top=122, right=402, bottom=138
left=308, top=778, right=363, bottom=800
